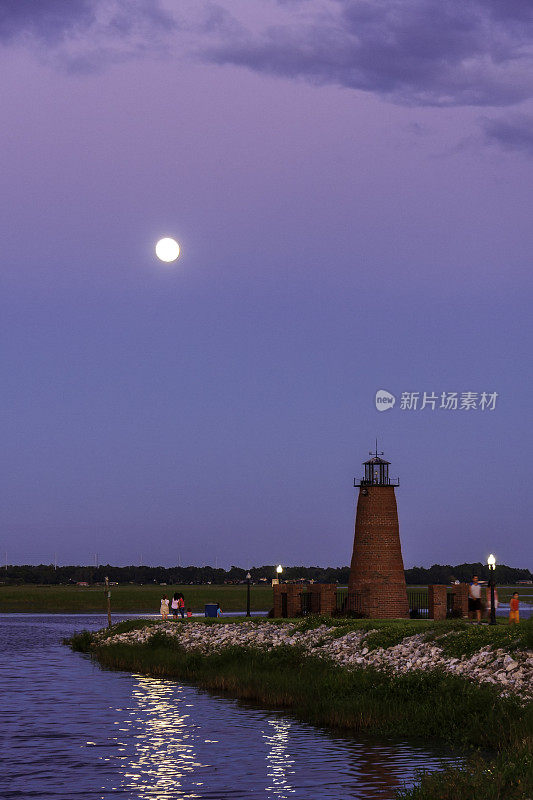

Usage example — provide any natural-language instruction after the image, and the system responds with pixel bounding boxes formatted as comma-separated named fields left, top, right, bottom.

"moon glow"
left=155, top=237, right=180, bottom=262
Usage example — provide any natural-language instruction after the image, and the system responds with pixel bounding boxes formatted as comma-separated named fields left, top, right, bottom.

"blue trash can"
left=205, top=603, right=218, bottom=618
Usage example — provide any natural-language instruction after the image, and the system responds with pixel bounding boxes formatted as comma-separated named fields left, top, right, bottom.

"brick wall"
left=428, top=585, right=447, bottom=620
left=308, top=584, right=322, bottom=613
left=273, top=584, right=301, bottom=618
left=348, top=485, right=409, bottom=618
left=318, top=584, right=337, bottom=615
left=450, top=583, right=469, bottom=618
left=273, top=583, right=338, bottom=617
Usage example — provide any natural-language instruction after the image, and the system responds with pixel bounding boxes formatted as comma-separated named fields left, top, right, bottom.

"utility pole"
left=104, top=576, right=112, bottom=628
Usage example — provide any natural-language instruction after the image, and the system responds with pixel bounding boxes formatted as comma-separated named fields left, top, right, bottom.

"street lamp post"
left=246, top=572, right=251, bottom=617
left=487, top=554, right=496, bottom=626
left=276, top=564, right=283, bottom=584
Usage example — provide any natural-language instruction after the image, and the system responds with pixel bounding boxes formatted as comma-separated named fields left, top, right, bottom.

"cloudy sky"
left=2, top=0, right=532, bottom=569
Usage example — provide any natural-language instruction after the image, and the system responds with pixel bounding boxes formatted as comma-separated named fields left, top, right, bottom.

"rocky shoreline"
left=93, top=621, right=533, bottom=701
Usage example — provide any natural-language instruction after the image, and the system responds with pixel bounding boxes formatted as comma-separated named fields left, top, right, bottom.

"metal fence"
left=300, top=592, right=313, bottom=616
left=407, top=588, right=429, bottom=619
left=335, top=588, right=365, bottom=616
left=446, top=591, right=455, bottom=617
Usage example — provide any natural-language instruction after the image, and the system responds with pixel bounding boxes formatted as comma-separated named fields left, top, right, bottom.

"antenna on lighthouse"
left=370, top=438, right=384, bottom=458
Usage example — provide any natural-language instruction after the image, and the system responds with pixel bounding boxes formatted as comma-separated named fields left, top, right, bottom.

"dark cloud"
left=484, top=0, right=533, bottom=24
left=207, top=0, right=533, bottom=107
left=0, top=0, right=95, bottom=43
left=4, top=0, right=533, bottom=109
left=0, top=0, right=175, bottom=71
left=483, top=114, right=533, bottom=154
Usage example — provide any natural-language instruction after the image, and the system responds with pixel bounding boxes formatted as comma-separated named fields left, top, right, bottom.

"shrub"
left=64, top=630, right=93, bottom=652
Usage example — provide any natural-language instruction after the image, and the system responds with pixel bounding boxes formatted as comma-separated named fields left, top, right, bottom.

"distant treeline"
left=1, top=562, right=531, bottom=586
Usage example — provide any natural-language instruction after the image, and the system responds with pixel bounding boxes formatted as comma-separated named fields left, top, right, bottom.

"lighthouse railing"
left=354, top=477, right=400, bottom=487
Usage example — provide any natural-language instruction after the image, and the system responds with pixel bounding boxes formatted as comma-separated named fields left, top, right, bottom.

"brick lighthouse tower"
left=349, top=446, right=409, bottom=618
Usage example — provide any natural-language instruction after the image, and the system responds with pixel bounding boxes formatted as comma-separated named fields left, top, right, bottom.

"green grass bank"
left=0, top=583, right=273, bottom=613
left=68, top=618, right=533, bottom=800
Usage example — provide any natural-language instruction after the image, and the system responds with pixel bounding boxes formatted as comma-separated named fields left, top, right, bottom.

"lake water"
left=0, top=615, right=461, bottom=800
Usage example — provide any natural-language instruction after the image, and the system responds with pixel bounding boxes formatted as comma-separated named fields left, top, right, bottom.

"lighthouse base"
left=352, top=584, right=410, bottom=619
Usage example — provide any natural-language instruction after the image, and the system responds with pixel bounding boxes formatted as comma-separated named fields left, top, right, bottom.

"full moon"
left=155, top=237, right=180, bottom=262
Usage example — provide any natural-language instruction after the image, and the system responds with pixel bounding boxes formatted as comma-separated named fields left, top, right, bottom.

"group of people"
left=159, top=592, right=191, bottom=620
left=159, top=594, right=223, bottom=620
left=468, top=575, right=521, bottom=623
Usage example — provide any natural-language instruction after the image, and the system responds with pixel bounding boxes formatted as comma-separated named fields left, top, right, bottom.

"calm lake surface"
left=0, top=615, right=461, bottom=800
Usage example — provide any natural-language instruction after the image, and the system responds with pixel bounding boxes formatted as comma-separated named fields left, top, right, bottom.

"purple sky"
left=1, top=0, right=532, bottom=570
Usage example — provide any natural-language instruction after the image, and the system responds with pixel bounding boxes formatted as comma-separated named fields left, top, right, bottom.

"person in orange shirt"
left=509, top=592, right=519, bottom=624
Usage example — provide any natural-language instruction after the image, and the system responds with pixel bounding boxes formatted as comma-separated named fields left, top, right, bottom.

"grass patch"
left=66, top=629, right=94, bottom=652
left=363, top=621, right=429, bottom=650
left=292, top=614, right=337, bottom=631
left=495, top=587, right=533, bottom=604
left=397, top=743, right=533, bottom=800
left=0, top=583, right=273, bottom=614
left=425, top=619, right=533, bottom=658
left=284, top=616, right=530, bottom=654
